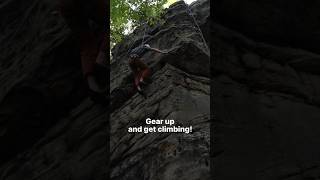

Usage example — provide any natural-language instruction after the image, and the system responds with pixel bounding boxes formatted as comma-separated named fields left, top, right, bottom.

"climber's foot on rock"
left=137, top=85, right=143, bottom=92
left=137, top=86, right=147, bottom=99
left=139, top=77, right=152, bottom=87
left=140, top=78, right=147, bottom=85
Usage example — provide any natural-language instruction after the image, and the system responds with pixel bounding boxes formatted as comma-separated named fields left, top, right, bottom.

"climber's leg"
left=82, top=0, right=107, bottom=68
left=139, top=68, right=151, bottom=85
left=80, top=32, right=106, bottom=93
left=59, top=0, right=94, bottom=75
left=129, top=58, right=137, bottom=74
left=81, top=33, right=107, bottom=102
left=128, top=57, right=148, bottom=97
left=132, top=58, right=151, bottom=85
left=134, top=72, right=142, bottom=90
left=81, top=0, right=108, bottom=92
left=59, top=0, right=107, bottom=94
left=79, top=29, right=106, bottom=77
left=79, top=29, right=99, bottom=75
left=95, top=35, right=107, bottom=67
left=135, top=75, right=140, bottom=88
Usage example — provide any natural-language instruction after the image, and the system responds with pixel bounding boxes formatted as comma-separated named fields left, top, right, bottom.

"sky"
left=164, top=0, right=197, bottom=8
left=124, top=0, right=197, bottom=34
left=112, top=0, right=198, bottom=55
left=184, top=0, right=197, bottom=4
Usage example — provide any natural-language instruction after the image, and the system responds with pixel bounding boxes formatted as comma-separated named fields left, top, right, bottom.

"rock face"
left=110, top=1, right=210, bottom=179
left=3, top=0, right=320, bottom=179
left=214, top=0, right=320, bottom=53
left=0, top=0, right=86, bottom=166
left=0, top=0, right=106, bottom=179
left=212, top=22, right=320, bottom=179
left=0, top=0, right=210, bottom=180
left=111, top=64, right=210, bottom=180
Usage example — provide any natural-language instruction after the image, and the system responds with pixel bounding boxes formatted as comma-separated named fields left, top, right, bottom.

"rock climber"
left=56, top=0, right=107, bottom=102
left=128, top=43, right=168, bottom=95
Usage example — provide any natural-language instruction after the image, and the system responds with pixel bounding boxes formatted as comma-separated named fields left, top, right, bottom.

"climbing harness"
left=185, top=2, right=210, bottom=53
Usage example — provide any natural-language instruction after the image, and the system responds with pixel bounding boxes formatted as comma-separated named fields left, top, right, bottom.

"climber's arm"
left=144, top=44, right=168, bottom=54
left=150, top=47, right=168, bottom=54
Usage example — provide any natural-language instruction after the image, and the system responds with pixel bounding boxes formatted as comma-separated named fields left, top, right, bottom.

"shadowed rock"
left=0, top=0, right=210, bottom=180
left=212, top=21, right=320, bottom=180
left=214, top=0, right=320, bottom=54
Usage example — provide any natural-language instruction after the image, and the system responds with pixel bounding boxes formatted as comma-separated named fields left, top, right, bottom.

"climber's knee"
left=141, top=68, right=151, bottom=79
left=134, top=74, right=141, bottom=87
left=135, top=69, right=150, bottom=90
left=80, top=49, right=98, bottom=77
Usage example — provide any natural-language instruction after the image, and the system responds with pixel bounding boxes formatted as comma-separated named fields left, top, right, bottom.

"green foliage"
left=110, top=0, right=168, bottom=48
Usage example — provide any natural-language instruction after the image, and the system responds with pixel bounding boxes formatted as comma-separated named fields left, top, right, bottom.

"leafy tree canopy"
left=110, top=0, right=174, bottom=49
